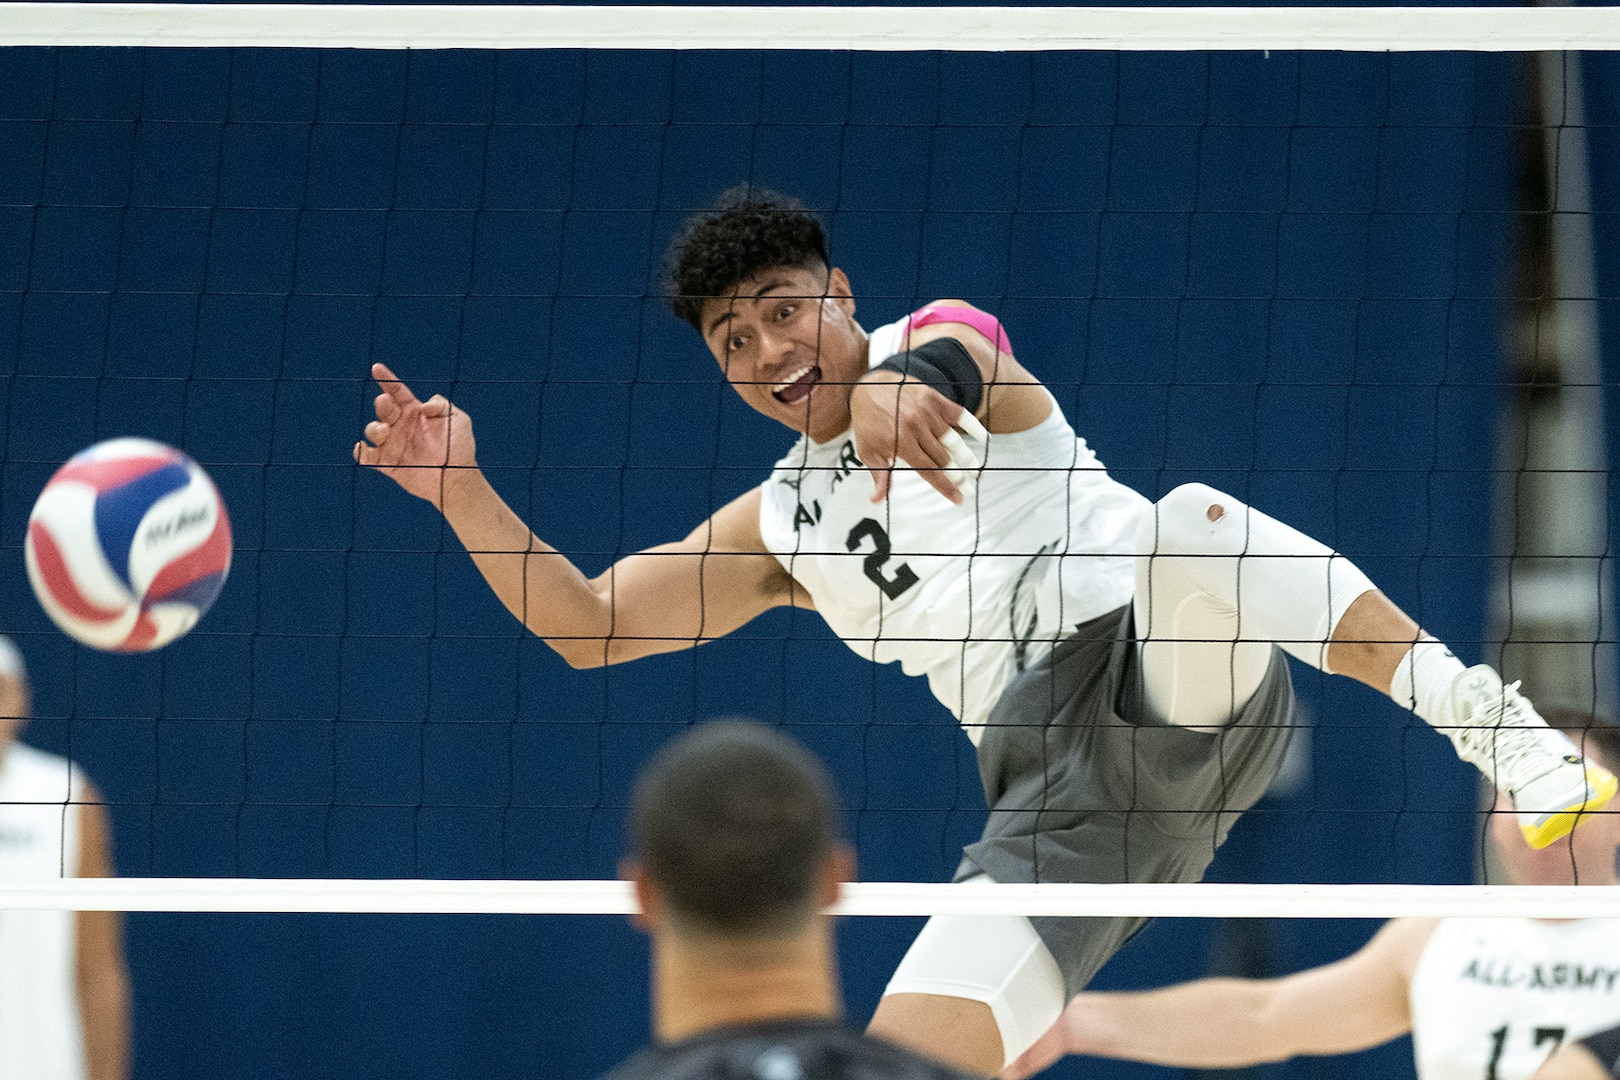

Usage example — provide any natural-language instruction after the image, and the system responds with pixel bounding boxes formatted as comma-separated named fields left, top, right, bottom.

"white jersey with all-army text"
left=758, top=315, right=1149, bottom=739
left=0, top=743, right=87, bottom=1080
left=1409, top=917, right=1620, bottom=1080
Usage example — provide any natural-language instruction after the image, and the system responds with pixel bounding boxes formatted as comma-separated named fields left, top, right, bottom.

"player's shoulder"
left=1360, top=916, right=1440, bottom=965
left=868, top=301, right=995, bottom=366
left=1374, top=916, right=1444, bottom=983
left=1, top=740, right=73, bottom=778
left=890, top=300, right=1018, bottom=371
left=0, top=741, right=98, bottom=808
left=594, top=1019, right=981, bottom=1080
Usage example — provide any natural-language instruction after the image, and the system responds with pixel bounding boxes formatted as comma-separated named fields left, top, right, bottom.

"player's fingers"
left=911, top=438, right=954, bottom=473
left=421, top=394, right=450, bottom=417
left=897, top=429, right=967, bottom=504
left=372, top=362, right=420, bottom=407
left=866, top=454, right=894, bottom=503
left=903, top=450, right=963, bottom=505
left=939, top=428, right=980, bottom=504
left=365, top=420, right=390, bottom=445
left=374, top=392, right=401, bottom=424
left=354, top=441, right=377, bottom=467
left=954, top=409, right=989, bottom=444
left=869, top=470, right=891, bottom=503
left=940, top=427, right=981, bottom=473
left=918, top=468, right=963, bottom=505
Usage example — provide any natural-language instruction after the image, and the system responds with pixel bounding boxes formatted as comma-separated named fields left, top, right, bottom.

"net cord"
left=2, top=3, right=1619, bottom=51
left=2, top=880, right=1617, bottom=917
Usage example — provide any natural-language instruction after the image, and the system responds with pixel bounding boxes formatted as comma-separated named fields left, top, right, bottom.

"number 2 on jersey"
left=846, top=519, right=919, bottom=600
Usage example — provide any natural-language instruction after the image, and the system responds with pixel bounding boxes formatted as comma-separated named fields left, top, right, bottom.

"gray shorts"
left=958, top=604, right=1295, bottom=998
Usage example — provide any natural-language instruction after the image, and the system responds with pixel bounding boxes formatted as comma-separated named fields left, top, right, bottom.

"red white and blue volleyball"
left=25, top=438, right=232, bottom=652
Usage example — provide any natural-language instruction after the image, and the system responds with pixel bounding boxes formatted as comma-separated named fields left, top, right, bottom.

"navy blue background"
left=0, top=41, right=1597, bottom=1080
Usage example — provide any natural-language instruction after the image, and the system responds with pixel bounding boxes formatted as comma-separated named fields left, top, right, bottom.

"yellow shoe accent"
left=1520, top=765, right=1619, bottom=850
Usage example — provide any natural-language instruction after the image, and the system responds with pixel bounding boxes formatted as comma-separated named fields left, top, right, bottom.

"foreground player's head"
left=0, top=635, right=28, bottom=751
left=665, top=188, right=869, bottom=443
left=1490, top=706, right=1620, bottom=884
left=628, top=719, right=847, bottom=938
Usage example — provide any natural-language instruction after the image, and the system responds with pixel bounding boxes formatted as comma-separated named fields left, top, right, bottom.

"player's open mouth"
left=773, top=365, right=821, bottom=404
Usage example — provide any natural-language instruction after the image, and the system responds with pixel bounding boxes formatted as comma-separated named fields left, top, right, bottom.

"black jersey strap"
left=870, top=337, right=984, bottom=415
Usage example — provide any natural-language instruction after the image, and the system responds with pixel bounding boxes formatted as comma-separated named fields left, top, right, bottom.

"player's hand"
left=849, top=371, right=986, bottom=505
left=999, top=997, right=1087, bottom=1080
left=353, top=362, right=478, bottom=510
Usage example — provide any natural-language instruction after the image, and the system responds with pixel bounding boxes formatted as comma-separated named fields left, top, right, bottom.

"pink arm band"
left=905, top=305, right=1013, bottom=356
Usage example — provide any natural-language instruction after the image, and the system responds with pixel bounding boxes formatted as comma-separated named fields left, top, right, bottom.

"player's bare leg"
left=869, top=993, right=1002, bottom=1077
left=1324, top=589, right=1421, bottom=690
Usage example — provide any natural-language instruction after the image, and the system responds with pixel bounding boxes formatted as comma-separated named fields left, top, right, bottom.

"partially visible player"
left=1537, top=1026, right=1620, bottom=1080
left=0, top=636, right=131, bottom=1080
left=357, top=188, right=1617, bottom=1074
left=601, top=719, right=981, bottom=1080
left=1001, top=708, right=1620, bottom=1080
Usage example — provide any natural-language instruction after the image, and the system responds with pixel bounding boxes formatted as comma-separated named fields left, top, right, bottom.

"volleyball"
left=24, top=438, right=233, bottom=653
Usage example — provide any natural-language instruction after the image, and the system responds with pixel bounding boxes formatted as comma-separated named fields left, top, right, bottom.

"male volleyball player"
left=1537, top=1026, right=1620, bottom=1080
left=0, top=636, right=131, bottom=1080
left=602, top=719, right=980, bottom=1080
left=355, top=188, right=1617, bottom=1075
left=1000, top=709, right=1620, bottom=1080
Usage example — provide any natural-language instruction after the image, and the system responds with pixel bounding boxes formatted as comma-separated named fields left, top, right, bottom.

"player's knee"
left=1143, top=482, right=1238, bottom=552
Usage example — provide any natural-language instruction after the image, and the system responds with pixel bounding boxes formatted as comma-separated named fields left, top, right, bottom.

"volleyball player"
left=355, top=188, right=1617, bottom=1075
left=1000, top=709, right=1620, bottom=1080
left=0, top=636, right=130, bottom=1080
left=1537, top=1026, right=1620, bottom=1080
left=602, top=719, right=980, bottom=1080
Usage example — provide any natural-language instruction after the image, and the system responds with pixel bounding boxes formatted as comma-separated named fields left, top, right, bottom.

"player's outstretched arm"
left=76, top=781, right=131, bottom=1080
left=999, top=918, right=1432, bottom=1080
left=355, top=364, right=798, bottom=667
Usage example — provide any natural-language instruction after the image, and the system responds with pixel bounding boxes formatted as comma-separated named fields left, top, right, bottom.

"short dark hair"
left=1541, top=705, right=1620, bottom=773
left=631, top=720, right=838, bottom=936
left=665, top=188, right=829, bottom=332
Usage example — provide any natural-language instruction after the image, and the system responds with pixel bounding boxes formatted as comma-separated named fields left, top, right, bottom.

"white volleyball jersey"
left=0, top=743, right=87, bottom=1080
left=1410, top=918, right=1620, bottom=1080
left=758, top=315, right=1149, bottom=739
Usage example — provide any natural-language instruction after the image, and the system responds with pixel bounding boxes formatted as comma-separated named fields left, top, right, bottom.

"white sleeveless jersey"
left=0, top=743, right=87, bottom=1080
left=758, top=315, right=1149, bottom=739
left=1410, top=918, right=1620, bottom=1080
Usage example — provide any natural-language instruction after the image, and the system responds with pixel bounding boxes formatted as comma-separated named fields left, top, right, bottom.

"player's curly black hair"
left=665, top=187, right=829, bottom=332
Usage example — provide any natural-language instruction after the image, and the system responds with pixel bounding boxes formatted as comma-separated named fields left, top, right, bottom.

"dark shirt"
left=597, top=1018, right=983, bottom=1080
left=1579, top=1024, right=1620, bottom=1080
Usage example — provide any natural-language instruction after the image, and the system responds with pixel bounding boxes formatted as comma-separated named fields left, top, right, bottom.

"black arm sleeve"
left=870, top=337, right=984, bottom=415
left=1580, top=1025, right=1620, bottom=1079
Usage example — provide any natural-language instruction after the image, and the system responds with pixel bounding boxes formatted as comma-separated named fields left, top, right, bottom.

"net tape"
left=3, top=880, right=1618, bottom=917
left=3, top=3, right=1620, bottom=51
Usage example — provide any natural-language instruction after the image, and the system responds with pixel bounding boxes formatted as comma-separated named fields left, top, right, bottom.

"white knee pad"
left=1139, top=482, right=1235, bottom=556
left=1137, top=482, right=1375, bottom=672
left=883, top=909, right=1067, bottom=1066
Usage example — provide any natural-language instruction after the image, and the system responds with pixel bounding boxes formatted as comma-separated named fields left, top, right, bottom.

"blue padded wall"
left=0, top=45, right=1518, bottom=1080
